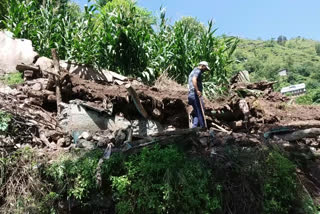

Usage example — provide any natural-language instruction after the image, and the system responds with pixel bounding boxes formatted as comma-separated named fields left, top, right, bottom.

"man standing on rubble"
left=188, top=61, right=210, bottom=128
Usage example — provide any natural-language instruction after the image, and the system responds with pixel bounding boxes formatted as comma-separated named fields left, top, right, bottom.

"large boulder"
left=0, top=31, right=38, bottom=75
left=35, top=56, right=54, bottom=75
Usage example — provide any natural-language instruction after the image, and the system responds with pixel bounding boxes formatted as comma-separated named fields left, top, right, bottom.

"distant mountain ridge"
left=230, top=37, right=320, bottom=104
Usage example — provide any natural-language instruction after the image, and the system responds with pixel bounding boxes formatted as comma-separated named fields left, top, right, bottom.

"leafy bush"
left=111, top=145, right=221, bottom=214
left=0, top=111, right=11, bottom=132
left=263, top=151, right=298, bottom=214
left=295, top=88, right=320, bottom=105
left=210, top=146, right=316, bottom=214
left=46, top=149, right=103, bottom=200
left=44, top=146, right=222, bottom=213
left=315, top=43, right=320, bottom=56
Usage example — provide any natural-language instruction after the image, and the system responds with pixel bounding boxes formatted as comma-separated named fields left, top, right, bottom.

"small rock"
left=31, top=82, right=42, bottom=91
left=311, top=142, right=319, bottom=147
left=310, top=147, right=317, bottom=152
left=93, top=135, right=102, bottom=141
left=152, top=108, right=161, bottom=118
left=79, top=131, right=92, bottom=141
left=35, top=56, right=53, bottom=76
left=165, top=125, right=175, bottom=132
left=115, top=129, right=126, bottom=145
left=16, top=94, right=28, bottom=100
left=235, top=121, right=243, bottom=127
left=199, top=137, right=208, bottom=147
left=282, top=143, right=291, bottom=148
left=98, top=137, right=111, bottom=147
left=47, top=95, right=56, bottom=102
left=57, top=138, right=65, bottom=147
left=77, top=140, right=96, bottom=150
left=24, top=70, right=34, bottom=79
left=210, top=148, right=217, bottom=157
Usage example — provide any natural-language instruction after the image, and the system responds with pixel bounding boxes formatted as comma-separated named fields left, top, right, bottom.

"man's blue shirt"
left=188, top=67, right=202, bottom=94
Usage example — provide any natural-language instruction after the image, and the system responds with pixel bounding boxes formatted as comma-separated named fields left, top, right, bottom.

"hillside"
left=1, top=0, right=320, bottom=213
left=230, top=37, right=320, bottom=104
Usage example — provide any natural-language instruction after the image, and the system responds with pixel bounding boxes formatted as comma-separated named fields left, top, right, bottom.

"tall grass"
left=4, top=0, right=238, bottom=93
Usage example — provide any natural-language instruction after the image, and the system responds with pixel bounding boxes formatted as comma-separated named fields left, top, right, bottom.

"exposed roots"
left=0, top=148, right=50, bottom=214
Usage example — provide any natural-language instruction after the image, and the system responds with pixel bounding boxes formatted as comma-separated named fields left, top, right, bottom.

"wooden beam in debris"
left=211, top=122, right=232, bottom=134
left=125, top=128, right=202, bottom=154
left=274, top=128, right=320, bottom=142
left=51, top=49, right=62, bottom=115
left=101, top=70, right=113, bottom=82
left=16, top=64, right=40, bottom=72
left=109, top=70, right=127, bottom=81
left=284, top=120, right=320, bottom=129
left=125, top=84, right=149, bottom=119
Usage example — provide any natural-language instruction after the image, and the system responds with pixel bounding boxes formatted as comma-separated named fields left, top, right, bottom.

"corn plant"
left=4, top=0, right=238, bottom=95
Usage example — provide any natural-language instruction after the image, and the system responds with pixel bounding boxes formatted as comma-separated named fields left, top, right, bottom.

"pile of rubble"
left=0, top=31, right=320, bottom=162
left=1, top=45, right=320, bottom=153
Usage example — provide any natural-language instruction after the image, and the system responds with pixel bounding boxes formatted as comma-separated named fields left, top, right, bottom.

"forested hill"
left=230, top=37, right=320, bottom=104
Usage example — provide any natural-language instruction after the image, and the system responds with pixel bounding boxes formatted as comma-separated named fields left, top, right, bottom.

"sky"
left=75, top=0, right=320, bottom=41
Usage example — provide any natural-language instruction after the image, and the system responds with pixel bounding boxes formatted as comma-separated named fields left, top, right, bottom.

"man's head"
left=198, top=61, right=211, bottom=72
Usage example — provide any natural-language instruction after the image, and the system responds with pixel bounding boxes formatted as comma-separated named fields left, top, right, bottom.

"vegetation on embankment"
left=0, top=144, right=317, bottom=214
left=230, top=37, right=320, bottom=104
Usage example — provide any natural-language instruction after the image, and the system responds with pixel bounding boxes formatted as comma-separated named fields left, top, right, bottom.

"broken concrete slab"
left=131, top=120, right=164, bottom=136
left=59, top=101, right=165, bottom=136
left=77, top=139, right=96, bottom=150
left=60, top=102, right=112, bottom=132
left=0, top=31, right=38, bottom=75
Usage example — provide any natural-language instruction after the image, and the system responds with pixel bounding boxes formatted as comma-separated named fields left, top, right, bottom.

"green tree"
left=175, top=16, right=206, bottom=37
left=312, top=89, right=320, bottom=103
left=277, top=35, right=287, bottom=45
left=315, top=43, right=320, bottom=56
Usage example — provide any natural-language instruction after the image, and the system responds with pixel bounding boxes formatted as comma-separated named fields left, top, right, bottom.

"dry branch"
left=125, top=83, right=148, bottom=119
left=16, top=64, right=40, bottom=72
left=284, top=121, right=320, bottom=129
left=274, top=128, right=320, bottom=141
left=125, top=128, right=202, bottom=154
left=211, top=122, right=232, bottom=134
left=51, top=49, right=62, bottom=115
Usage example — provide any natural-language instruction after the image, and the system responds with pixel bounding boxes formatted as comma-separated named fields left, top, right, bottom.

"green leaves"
left=263, top=151, right=298, bottom=214
left=4, top=0, right=238, bottom=92
left=111, top=145, right=221, bottom=214
left=0, top=111, right=11, bottom=132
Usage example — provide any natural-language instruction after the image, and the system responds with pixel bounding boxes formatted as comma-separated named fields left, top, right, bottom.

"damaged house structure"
left=281, top=83, right=306, bottom=96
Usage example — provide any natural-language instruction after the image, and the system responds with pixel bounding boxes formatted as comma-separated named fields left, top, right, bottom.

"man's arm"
left=192, top=76, right=202, bottom=97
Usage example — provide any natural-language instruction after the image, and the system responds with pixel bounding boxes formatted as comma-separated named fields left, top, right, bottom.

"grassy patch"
left=0, top=72, right=24, bottom=85
left=0, top=111, right=11, bottom=132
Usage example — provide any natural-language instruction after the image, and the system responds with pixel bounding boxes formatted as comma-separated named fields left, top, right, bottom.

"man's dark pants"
left=188, top=92, right=205, bottom=128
